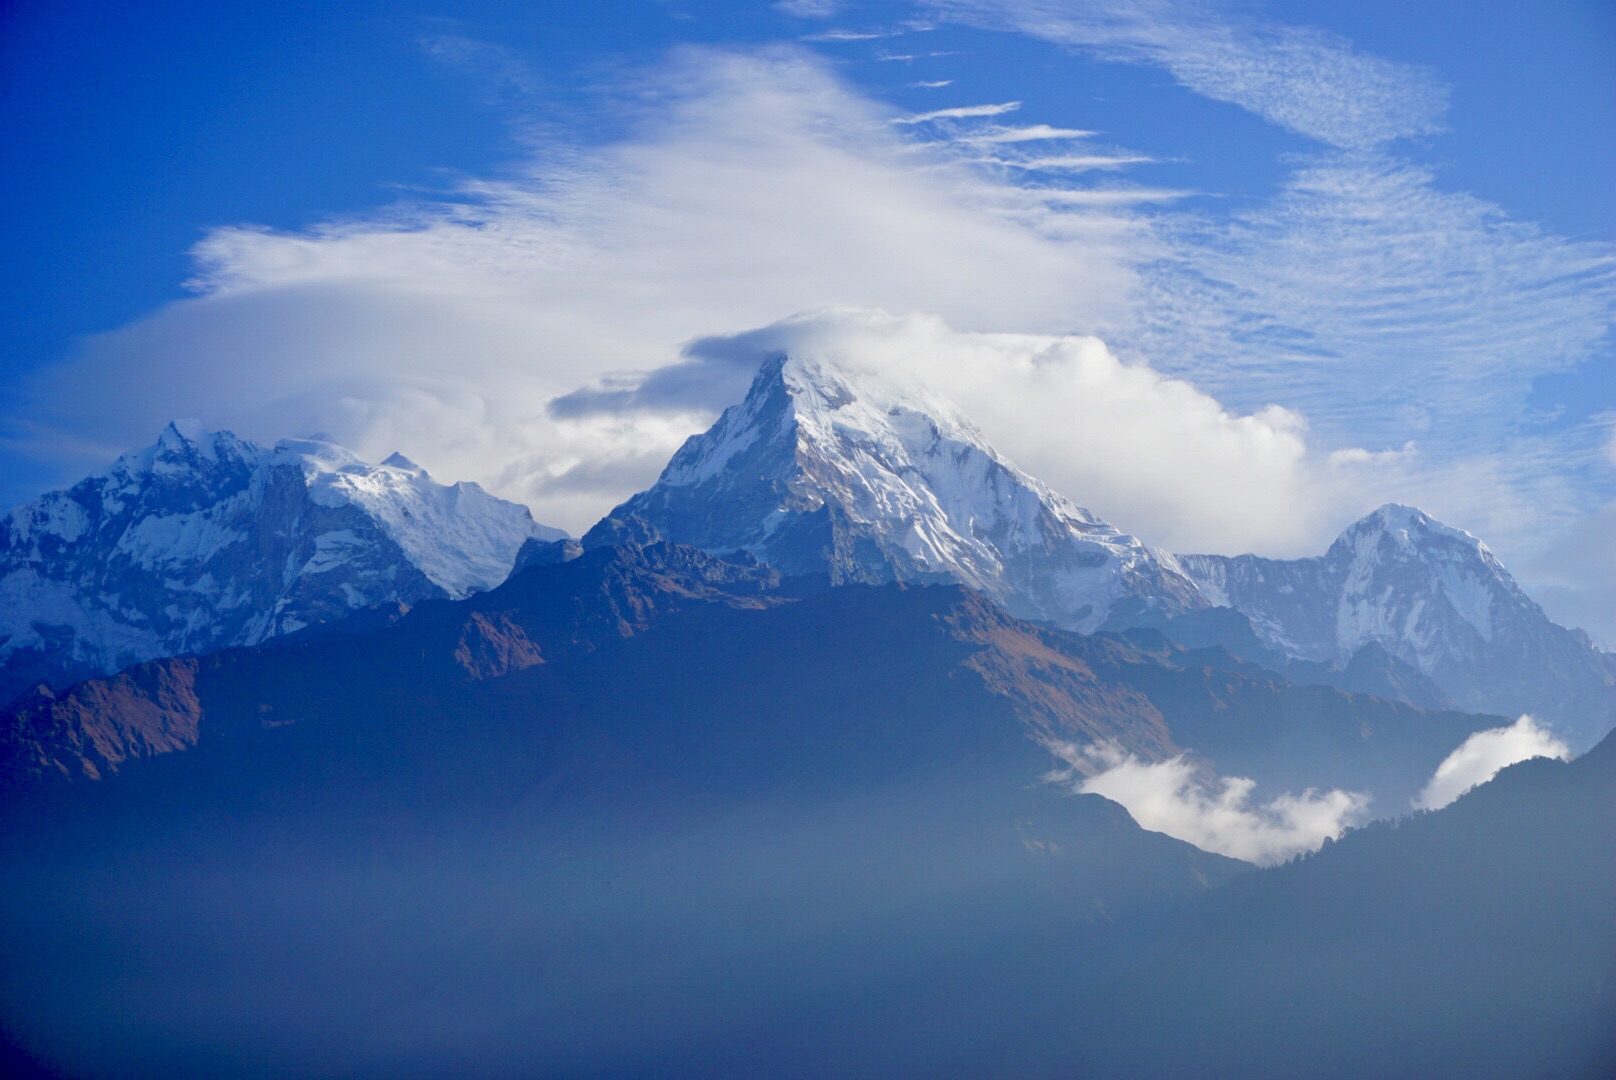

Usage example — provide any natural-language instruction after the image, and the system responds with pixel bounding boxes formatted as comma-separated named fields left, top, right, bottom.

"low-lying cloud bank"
left=1054, top=714, right=1578, bottom=864
left=1414, top=716, right=1571, bottom=811
left=1049, top=742, right=1369, bottom=865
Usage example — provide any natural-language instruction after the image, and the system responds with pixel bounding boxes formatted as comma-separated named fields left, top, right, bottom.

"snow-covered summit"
left=587, top=352, right=1207, bottom=632
left=1331, top=503, right=1495, bottom=564
left=1178, top=504, right=1614, bottom=745
left=0, top=423, right=564, bottom=703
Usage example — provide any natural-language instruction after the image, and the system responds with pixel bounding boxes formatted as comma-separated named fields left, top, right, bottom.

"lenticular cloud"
left=1414, top=715, right=1571, bottom=811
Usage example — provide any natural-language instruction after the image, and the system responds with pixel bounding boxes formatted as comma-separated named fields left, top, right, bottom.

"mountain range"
left=0, top=534, right=1606, bottom=1078
left=3, top=354, right=1612, bottom=778
left=1177, top=505, right=1615, bottom=746
left=0, top=536, right=1497, bottom=807
left=585, top=352, right=1613, bottom=745
left=0, top=421, right=563, bottom=706
left=585, top=352, right=1208, bottom=632
left=1, top=350, right=1612, bottom=1077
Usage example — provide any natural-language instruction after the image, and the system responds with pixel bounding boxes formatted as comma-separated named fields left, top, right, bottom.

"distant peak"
left=1331, top=502, right=1490, bottom=559
left=162, top=418, right=210, bottom=444
left=1336, top=503, right=1436, bottom=536
left=382, top=452, right=425, bottom=474
left=1369, top=503, right=1426, bottom=524
left=271, top=436, right=364, bottom=471
left=148, top=418, right=229, bottom=466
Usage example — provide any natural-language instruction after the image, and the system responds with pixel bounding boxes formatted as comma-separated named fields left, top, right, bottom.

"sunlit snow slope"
left=0, top=421, right=564, bottom=702
left=1179, top=505, right=1615, bottom=746
left=588, top=353, right=1206, bottom=632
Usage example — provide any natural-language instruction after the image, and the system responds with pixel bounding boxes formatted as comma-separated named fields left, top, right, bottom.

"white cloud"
left=9, top=49, right=1146, bottom=534
left=930, top=0, right=1448, bottom=148
left=801, top=30, right=899, bottom=43
left=1051, top=741, right=1368, bottom=865
left=1126, top=154, right=1616, bottom=457
left=5, top=38, right=1609, bottom=603
left=911, top=79, right=953, bottom=89
left=965, top=124, right=1095, bottom=142
left=599, top=309, right=1379, bottom=554
left=895, top=101, right=1021, bottom=123
left=1414, top=716, right=1572, bottom=811
left=1006, top=154, right=1153, bottom=172
left=1032, top=186, right=1190, bottom=206
left=775, top=0, right=841, bottom=17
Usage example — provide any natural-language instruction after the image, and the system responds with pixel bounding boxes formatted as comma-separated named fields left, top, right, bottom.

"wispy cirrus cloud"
left=964, top=123, right=1096, bottom=143
left=1126, top=153, right=1616, bottom=454
left=928, top=0, right=1448, bottom=148
left=1003, top=153, right=1154, bottom=171
left=416, top=33, right=543, bottom=109
left=905, top=2, right=1613, bottom=622
left=895, top=100, right=1021, bottom=123
left=1034, top=186, right=1191, bottom=206
left=775, top=0, right=842, bottom=17
left=801, top=29, right=902, bottom=43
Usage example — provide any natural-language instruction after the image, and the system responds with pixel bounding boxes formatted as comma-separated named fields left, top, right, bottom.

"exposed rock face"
left=1179, top=504, right=1616, bottom=746
left=587, top=353, right=1206, bottom=633
left=0, top=421, right=564, bottom=704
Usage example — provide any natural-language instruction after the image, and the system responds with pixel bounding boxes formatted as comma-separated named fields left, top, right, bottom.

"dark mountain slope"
left=2, top=542, right=1496, bottom=811
left=1055, top=730, right=1616, bottom=1080
left=0, top=541, right=1584, bottom=1078
left=0, top=547, right=1247, bottom=1080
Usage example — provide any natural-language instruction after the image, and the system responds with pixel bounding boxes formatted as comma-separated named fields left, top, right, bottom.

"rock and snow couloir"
left=584, top=352, right=1208, bottom=633
left=0, top=421, right=565, bottom=704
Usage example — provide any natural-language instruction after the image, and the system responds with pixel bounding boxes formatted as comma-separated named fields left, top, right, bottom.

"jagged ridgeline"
left=0, top=355, right=1611, bottom=1079
left=0, top=422, right=566, bottom=705
left=0, top=536, right=1608, bottom=1079
left=584, top=352, right=1208, bottom=631
left=581, top=352, right=1615, bottom=747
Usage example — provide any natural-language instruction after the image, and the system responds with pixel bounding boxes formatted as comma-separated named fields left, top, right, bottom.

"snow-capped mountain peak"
left=1178, top=504, right=1614, bottom=745
left=1332, top=503, right=1492, bottom=565
left=1326, top=503, right=1529, bottom=649
left=0, top=423, right=565, bottom=703
left=588, top=352, right=1205, bottom=632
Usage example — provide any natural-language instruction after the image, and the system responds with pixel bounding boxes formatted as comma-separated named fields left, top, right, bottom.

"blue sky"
left=1, top=0, right=1612, bottom=637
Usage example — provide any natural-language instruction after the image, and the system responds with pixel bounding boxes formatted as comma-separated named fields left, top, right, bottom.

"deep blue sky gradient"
left=1, top=0, right=1612, bottom=500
